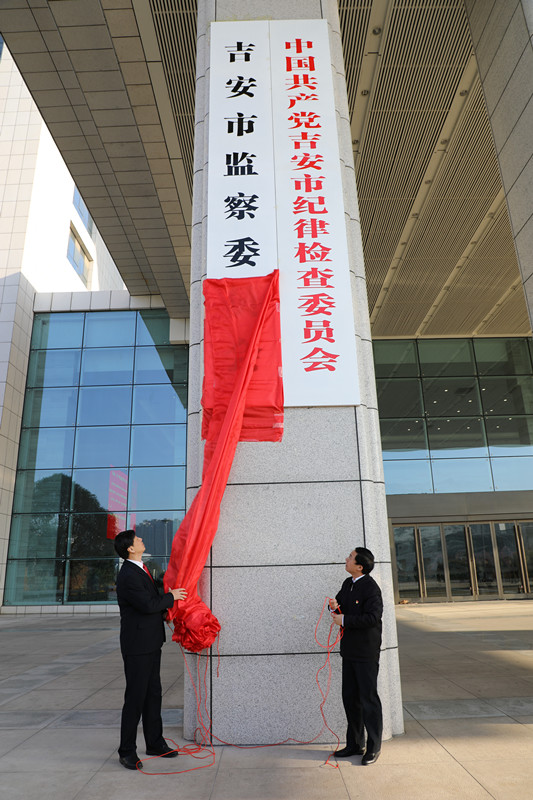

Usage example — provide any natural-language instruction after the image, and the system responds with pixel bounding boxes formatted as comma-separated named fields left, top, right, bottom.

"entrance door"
left=469, top=523, right=498, bottom=595
left=494, top=522, right=525, bottom=594
left=443, top=524, right=472, bottom=597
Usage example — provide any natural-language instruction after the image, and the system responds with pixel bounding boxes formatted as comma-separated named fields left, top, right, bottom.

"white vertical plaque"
left=207, top=20, right=360, bottom=407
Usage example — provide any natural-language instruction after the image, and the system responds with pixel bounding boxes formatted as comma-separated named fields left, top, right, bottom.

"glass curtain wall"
left=393, top=520, right=531, bottom=601
left=3, top=310, right=188, bottom=605
left=375, top=338, right=533, bottom=494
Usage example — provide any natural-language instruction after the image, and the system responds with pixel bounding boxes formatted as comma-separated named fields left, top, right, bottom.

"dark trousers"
left=119, top=650, right=166, bottom=757
left=341, top=658, right=382, bottom=753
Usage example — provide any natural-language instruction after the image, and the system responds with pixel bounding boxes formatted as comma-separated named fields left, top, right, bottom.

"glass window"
left=380, top=418, right=428, bottom=460
left=422, top=377, right=481, bottom=416
left=3, top=559, right=65, bottom=605
left=393, top=527, right=420, bottom=599
left=73, top=188, right=94, bottom=236
left=485, top=417, right=533, bottom=456
left=373, top=340, right=419, bottom=378
left=7, top=514, right=68, bottom=560
left=474, top=338, right=532, bottom=376
left=480, top=376, right=533, bottom=415
left=470, top=524, right=498, bottom=595
left=431, top=458, right=493, bottom=493
left=67, top=230, right=91, bottom=286
left=427, top=417, right=488, bottom=458
left=26, top=349, right=81, bottom=388
left=129, top=467, right=186, bottom=510
left=130, top=425, right=186, bottom=467
left=134, top=346, right=188, bottom=384
left=490, top=457, right=533, bottom=491
left=22, top=387, right=78, bottom=428
left=133, top=384, right=187, bottom=424
left=72, top=468, right=128, bottom=514
left=383, top=460, right=433, bottom=494
left=136, top=310, right=172, bottom=346
left=31, top=313, right=84, bottom=350
left=418, top=339, right=475, bottom=377
left=376, top=379, right=423, bottom=418
left=80, top=347, right=134, bottom=385
left=74, top=427, right=130, bottom=469
left=131, top=512, right=185, bottom=556
left=12, top=470, right=72, bottom=514
left=77, top=386, right=132, bottom=426
left=444, top=525, right=472, bottom=596
left=419, top=526, right=447, bottom=597
left=69, top=514, right=119, bottom=558
left=67, top=559, right=117, bottom=603
left=519, top=522, right=533, bottom=590
left=494, top=522, right=524, bottom=594
left=7, top=309, right=188, bottom=605
left=18, top=428, right=75, bottom=470
left=83, top=311, right=136, bottom=348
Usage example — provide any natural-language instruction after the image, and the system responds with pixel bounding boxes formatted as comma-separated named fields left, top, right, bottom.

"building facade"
left=0, top=0, right=532, bottom=744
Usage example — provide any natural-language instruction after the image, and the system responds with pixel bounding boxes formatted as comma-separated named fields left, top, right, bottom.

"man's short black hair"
left=355, top=547, right=375, bottom=574
left=114, top=529, right=136, bottom=560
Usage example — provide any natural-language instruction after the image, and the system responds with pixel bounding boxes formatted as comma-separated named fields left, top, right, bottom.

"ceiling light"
left=372, top=27, right=382, bottom=35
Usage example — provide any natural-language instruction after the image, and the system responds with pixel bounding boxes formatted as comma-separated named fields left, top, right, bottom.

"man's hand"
left=329, top=598, right=339, bottom=611
left=331, top=611, right=343, bottom=627
left=170, top=588, right=187, bottom=601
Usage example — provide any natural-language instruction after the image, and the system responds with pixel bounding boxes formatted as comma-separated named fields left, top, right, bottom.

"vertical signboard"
left=207, top=20, right=360, bottom=407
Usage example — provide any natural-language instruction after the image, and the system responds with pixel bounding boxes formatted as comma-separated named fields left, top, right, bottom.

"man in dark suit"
left=114, top=529, right=187, bottom=771
left=330, top=546, right=383, bottom=765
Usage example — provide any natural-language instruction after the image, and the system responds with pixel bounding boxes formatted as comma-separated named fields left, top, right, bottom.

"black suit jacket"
left=335, top=573, right=383, bottom=662
left=116, top=560, right=175, bottom=656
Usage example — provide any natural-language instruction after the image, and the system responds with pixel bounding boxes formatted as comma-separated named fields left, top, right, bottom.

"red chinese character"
left=298, top=292, right=336, bottom=315
left=286, top=56, right=316, bottom=72
left=293, top=196, right=328, bottom=215
left=289, top=132, right=321, bottom=151
left=297, top=268, right=335, bottom=288
left=285, top=39, right=313, bottom=53
left=294, top=219, right=330, bottom=238
left=286, top=74, right=318, bottom=91
left=288, top=93, right=318, bottom=109
left=292, top=175, right=324, bottom=192
left=295, top=242, right=332, bottom=263
left=302, top=320, right=335, bottom=343
left=301, top=347, right=339, bottom=372
left=291, top=153, right=324, bottom=171
left=288, top=111, right=321, bottom=129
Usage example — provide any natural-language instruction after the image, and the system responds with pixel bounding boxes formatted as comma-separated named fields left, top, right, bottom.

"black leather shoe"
left=335, top=746, right=365, bottom=757
left=119, top=754, right=142, bottom=770
left=362, top=750, right=381, bottom=765
left=146, top=747, right=179, bottom=758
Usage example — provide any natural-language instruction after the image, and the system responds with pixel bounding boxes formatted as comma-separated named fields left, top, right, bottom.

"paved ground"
left=1, top=600, right=533, bottom=799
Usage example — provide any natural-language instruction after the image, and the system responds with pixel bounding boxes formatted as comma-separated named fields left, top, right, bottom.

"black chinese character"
left=225, top=152, right=258, bottom=176
left=224, top=193, right=259, bottom=220
left=226, top=42, right=255, bottom=63
left=226, top=76, right=257, bottom=98
left=223, top=237, right=260, bottom=267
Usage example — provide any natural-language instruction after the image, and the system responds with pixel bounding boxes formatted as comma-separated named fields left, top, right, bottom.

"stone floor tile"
left=0, top=689, right=95, bottom=711
left=339, top=759, right=494, bottom=800
left=462, top=758, right=533, bottom=799
left=0, top=727, right=117, bottom=772
left=211, top=765, right=349, bottom=800
left=0, top=770, right=94, bottom=800
left=420, top=716, right=533, bottom=761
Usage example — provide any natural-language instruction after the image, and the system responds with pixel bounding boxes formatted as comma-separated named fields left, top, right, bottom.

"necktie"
left=142, top=564, right=154, bottom=582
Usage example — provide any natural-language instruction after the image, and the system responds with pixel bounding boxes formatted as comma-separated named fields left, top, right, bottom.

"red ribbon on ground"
left=164, top=271, right=283, bottom=652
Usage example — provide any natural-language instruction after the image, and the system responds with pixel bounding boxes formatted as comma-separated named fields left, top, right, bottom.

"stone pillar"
left=185, top=0, right=403, bottom=744
left=465, top=0, right=533, bottom=322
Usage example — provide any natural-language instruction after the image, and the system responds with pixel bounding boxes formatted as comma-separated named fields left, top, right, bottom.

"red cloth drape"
left=164, top=270, right=283, bottom=652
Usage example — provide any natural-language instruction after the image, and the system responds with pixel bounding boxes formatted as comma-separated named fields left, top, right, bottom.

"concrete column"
left=465, top=0, right=533, bottom=322
left=185, top=0, right=403, bottom=744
